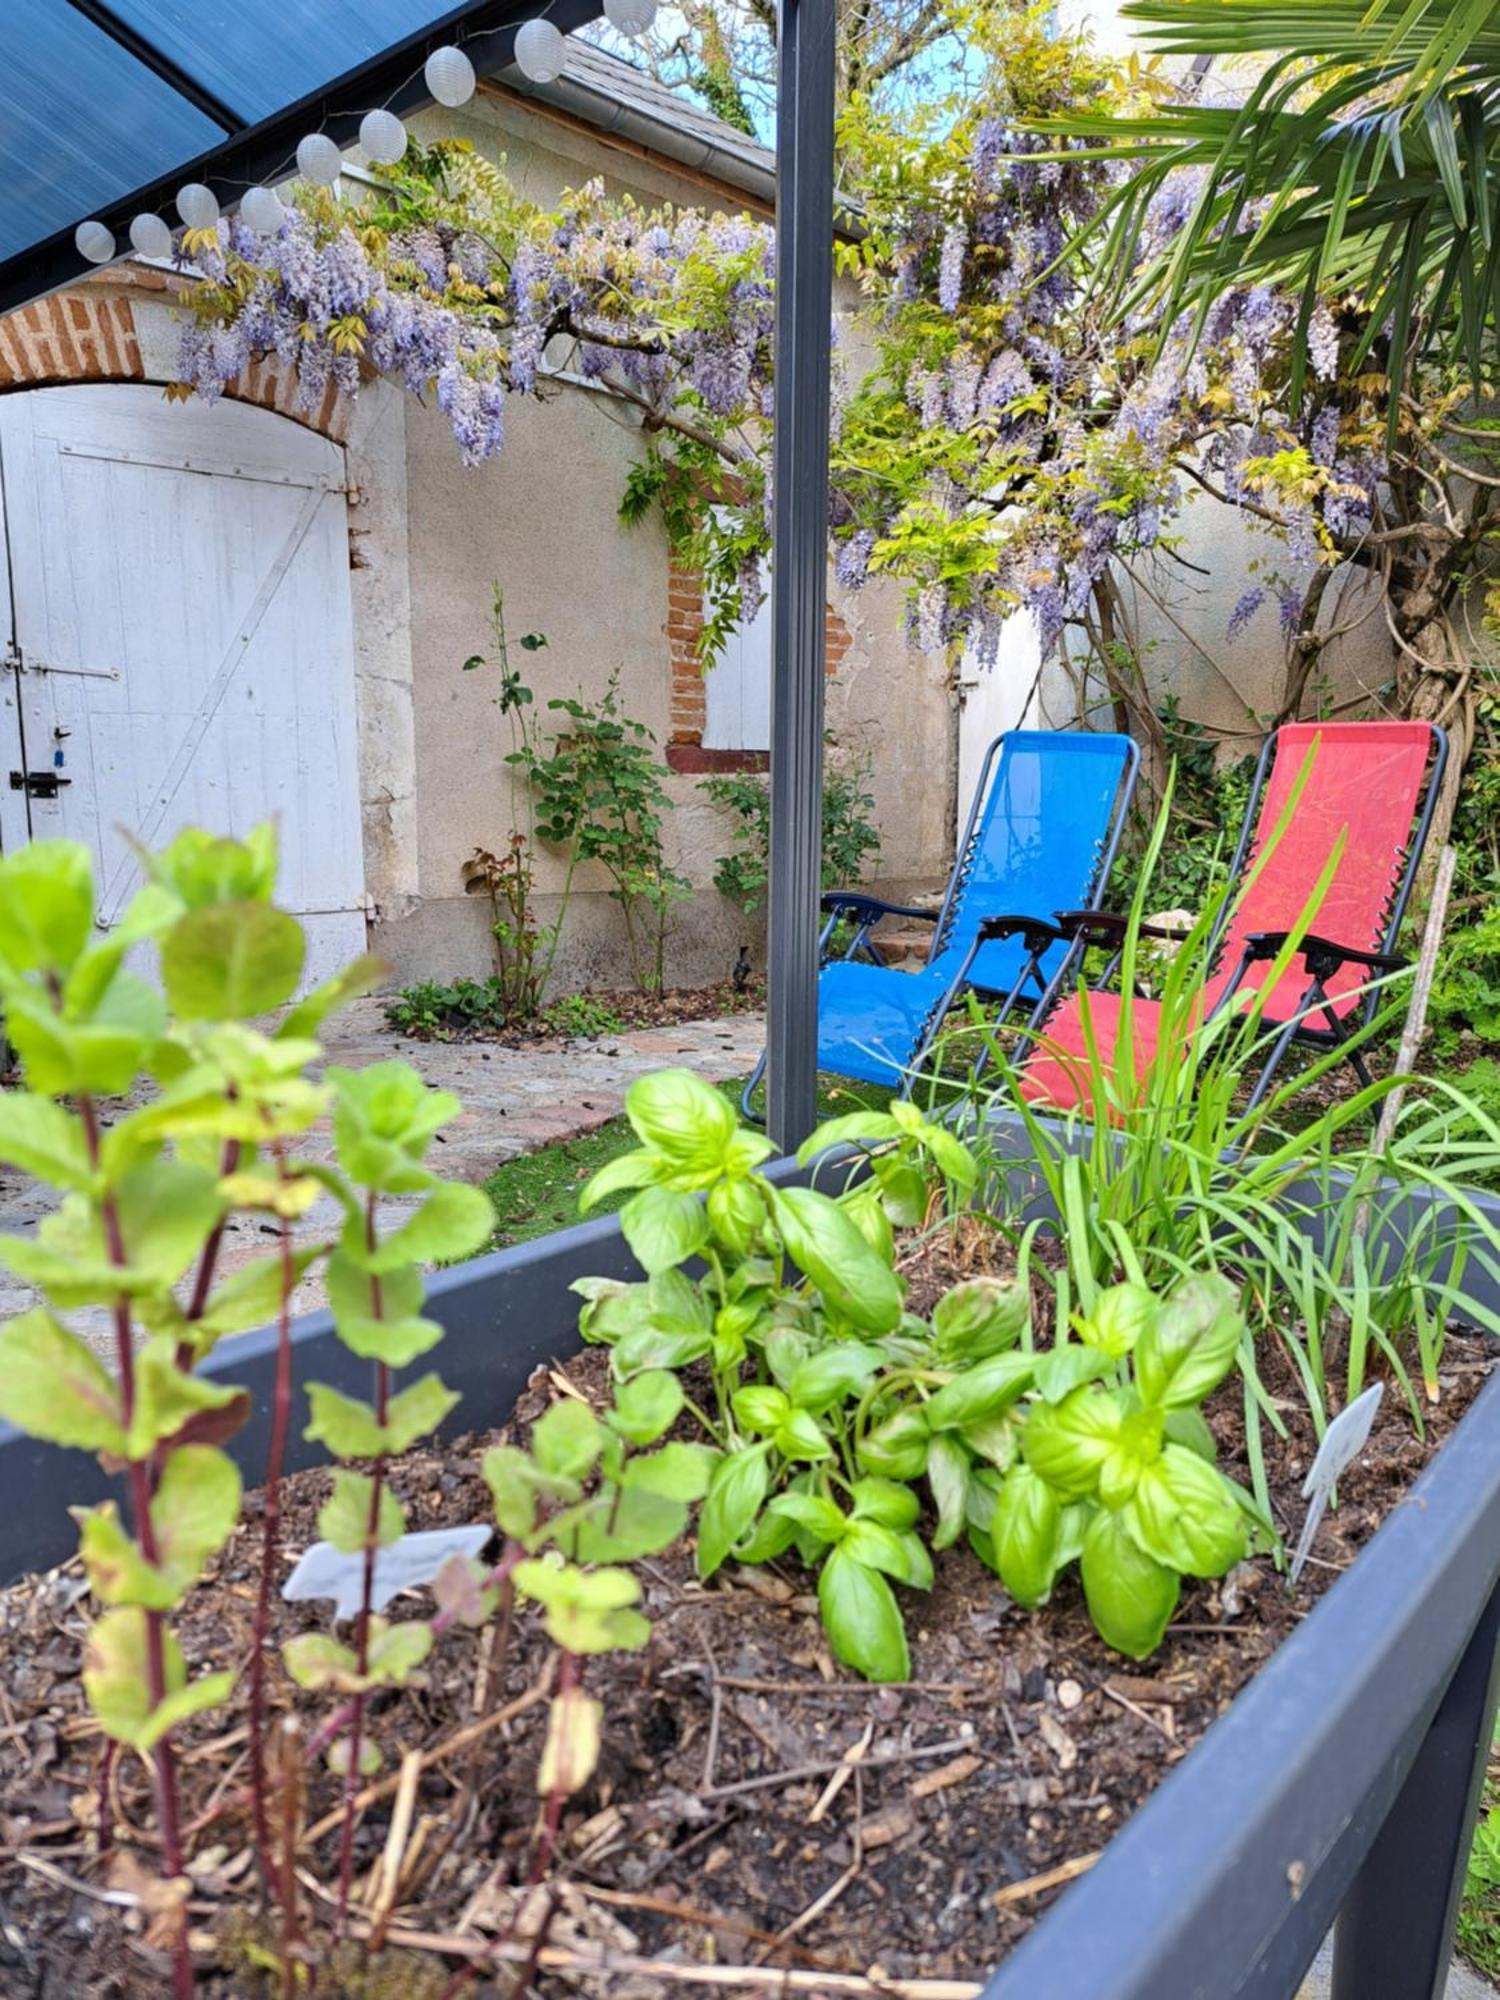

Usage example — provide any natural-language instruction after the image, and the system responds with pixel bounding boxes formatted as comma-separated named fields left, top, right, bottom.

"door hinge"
left=10, top=770, right=71, bottom=799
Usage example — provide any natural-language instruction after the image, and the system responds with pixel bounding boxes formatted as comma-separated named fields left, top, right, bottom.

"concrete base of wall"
left=370, top=874, right=948, bottom=992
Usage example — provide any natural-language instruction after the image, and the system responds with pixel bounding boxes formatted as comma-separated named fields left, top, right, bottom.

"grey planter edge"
left=1, top=1109, right=1498, bottom=2000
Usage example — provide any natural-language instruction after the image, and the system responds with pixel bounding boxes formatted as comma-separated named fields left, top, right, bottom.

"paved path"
left=1299, top=1938, right=1497, bottom=1998
left=0, top=998, right=766, bottom=1355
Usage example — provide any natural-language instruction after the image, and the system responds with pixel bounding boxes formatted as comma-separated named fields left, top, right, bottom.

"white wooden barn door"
left=0, top=384, right=365, bottom=986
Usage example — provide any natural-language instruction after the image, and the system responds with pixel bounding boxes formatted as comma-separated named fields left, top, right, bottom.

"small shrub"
left=703, top=741, right=881, bottom=917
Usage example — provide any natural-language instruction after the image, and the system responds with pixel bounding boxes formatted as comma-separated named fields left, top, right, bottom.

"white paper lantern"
left=425, top=44, right=476, bottom=107
left=296, top=133, right=343, bottom=186
left=360, top=108, right=407, bottom=164
left=240, top=184, right=284, bottom=235
left=176, top=182, right=220, bottom=229
left=604, top=0, right=657, bottom=37
left=75, top=219, right=116, bottom=264
left=128, top=212, right=172, bottom=260
left=514, top=18, right=566, bottom=82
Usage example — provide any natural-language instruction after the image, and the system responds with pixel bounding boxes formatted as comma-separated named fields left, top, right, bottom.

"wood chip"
left=1036, top=1711, right=1078, bottom=1771
left=860, top=1805, right=916, bottom=1850
left=910, top=1753, right=982, bottom=1801
left=992, top=1849, right=1101, bottom=1908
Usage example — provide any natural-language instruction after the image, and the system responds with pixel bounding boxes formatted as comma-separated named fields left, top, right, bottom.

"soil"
left=0, top=1301, right=1491, bottom=1998
left=392, top=979, right=765, bottom=1046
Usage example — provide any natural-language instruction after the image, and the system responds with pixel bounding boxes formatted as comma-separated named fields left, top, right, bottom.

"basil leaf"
left=1135, top=1274, right=1244, bottom=1410
left=841, top=1519, right=933, bottom=1589
left=1125, top=1446, right=1248, bottom=1578
left=818, top=1548, right=911, bottom=1682
left=766, top=1185, right=903, bottom=1335
left=1021, top=1386, right=1126, bottom=1499
left=926, top=1434, right=970, bottom=1551
left=932, top=1276, right=1029, bottom=1364
left=992, top=1464, right=1061, bottom=1609
left=1080, top=1507, right=1180, bottom=1660
left=850, top=1476, right=921, bottom=1528
left=695, top=1444, right=771, bottom=1578
left=788, top=1341, right=884, bottom=1414
left=922, top=1351, right=1035, bottom=1431
left=620, top=1186, right=710, bottom=1277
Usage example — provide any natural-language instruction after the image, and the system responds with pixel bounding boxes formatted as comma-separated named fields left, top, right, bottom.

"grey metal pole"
left=765, top=0, right=836, bottom=1152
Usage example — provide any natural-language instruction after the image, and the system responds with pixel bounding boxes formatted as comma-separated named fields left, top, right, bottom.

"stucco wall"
left=370, top=87, right=956, bottom=990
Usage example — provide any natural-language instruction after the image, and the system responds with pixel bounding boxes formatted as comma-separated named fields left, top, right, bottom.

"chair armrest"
left=975, top=913, right=1067, bottom=951
left=820, top=891, right=938, bottom=924
left=1054, top=909, right=1190, bottom=946
left=1242, top=930, right=1407, bottom=977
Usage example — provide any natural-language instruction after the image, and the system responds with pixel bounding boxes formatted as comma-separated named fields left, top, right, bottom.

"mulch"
left=0, top=1280, right=1490, bottom=1997
left=394, top=980, right=764, bottom=1046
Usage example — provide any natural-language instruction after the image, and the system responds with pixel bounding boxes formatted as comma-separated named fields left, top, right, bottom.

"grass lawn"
left=481, top=1073, right=889, bottom=1250
left=1460, top=1718, right=1500, bottom=1980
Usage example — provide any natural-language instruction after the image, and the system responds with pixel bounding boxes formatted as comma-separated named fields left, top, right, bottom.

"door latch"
left=10, top=770, right=71, bottom=799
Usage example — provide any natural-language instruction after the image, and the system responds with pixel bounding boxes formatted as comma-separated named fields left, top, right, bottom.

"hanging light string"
left=77, top=0, right=661, bottom=268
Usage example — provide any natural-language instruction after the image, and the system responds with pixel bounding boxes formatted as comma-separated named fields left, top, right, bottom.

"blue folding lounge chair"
left=742, top=729, right=1139, bottom=1113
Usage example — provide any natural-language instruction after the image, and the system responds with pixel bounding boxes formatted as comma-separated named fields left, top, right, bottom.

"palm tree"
left=1054, top=0, right=1500, bottom=842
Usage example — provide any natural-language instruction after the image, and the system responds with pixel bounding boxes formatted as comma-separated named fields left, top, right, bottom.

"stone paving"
left=0, top=997, right=766, bottom=1356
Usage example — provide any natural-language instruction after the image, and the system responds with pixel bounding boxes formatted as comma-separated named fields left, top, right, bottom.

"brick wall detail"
left=0, top=277, right=349, bottom=443
left=665, top=548, right=851, bottom=774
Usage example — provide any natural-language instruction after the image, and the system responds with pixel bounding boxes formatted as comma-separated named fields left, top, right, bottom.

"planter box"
left=1, top=1117, right=1497, bottom=1998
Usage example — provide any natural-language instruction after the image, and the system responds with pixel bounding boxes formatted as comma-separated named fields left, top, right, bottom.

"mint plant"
left=283, top=1061, right=493, bottom=1916
left=0, top=830, right=366, bottom=1996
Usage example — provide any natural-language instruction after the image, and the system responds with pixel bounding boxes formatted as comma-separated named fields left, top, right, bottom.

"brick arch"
left=0, top=281, right=350, bottom=444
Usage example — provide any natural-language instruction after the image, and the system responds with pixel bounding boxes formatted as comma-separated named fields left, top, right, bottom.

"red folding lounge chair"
left=1015, top=721, right=1449, bottom=1117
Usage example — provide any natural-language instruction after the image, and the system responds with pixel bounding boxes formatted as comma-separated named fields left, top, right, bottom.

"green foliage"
left=702, top=745, right=882, bottom=917
left=1459, top=1724, right=1500, bottom=1981
left=385, top=975, right=624, bottom=1042
left=512, top=670, right=689, bottom=994
left=1110, top=705, right=1254, bottom=919
left=1430, top=908, right=1500, bottom=1048
left=985, top=1276, right=1257, bottom=1658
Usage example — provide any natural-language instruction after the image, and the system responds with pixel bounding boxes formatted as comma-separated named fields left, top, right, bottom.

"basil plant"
left=987, top=1275, right=1268, bottom=1657
left=572, top=1070, right=1033, bottom=1681
left=574, top=1075, right=1268, bottom=1673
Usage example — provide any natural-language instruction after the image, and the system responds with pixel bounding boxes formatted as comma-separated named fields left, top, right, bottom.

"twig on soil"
left=568, top=1882, right=857, bottom=1968
left=808, top=1721, right=874, bottom=1824
left=368, top=1748, right=423, bottom=1942
left=775, top=1764, right=865, bottom=1950
left=691, top=1731, right=978, bottom=1804
left=372, top=1923, right=986, bottom=1998
left=10, top=1851, right=144, bottom=1909
left=991, top=1850, right=1101, bottom=1908
left=300, top=1674, right=552, bottom=1847
left=1100, top=1683, right=1175, bottom=1744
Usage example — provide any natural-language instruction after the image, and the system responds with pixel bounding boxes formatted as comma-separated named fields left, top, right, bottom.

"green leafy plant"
left=703, top=743, right=882, bottom=918
left=0, top=829, right=377, bottom=1995
left=286, top=1061, right=494, bottom=1915
left=519, top=672, right=689, bottom=994
left=1429, top=906, right=1500, bottom=1050
left=462, top=585, right=566, bottom=1022
left=983, top=1275, right=1263, bottom=1658
left=384, top=976, right=624, bottom=1042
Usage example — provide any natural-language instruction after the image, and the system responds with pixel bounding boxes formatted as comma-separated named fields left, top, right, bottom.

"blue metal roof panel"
left=102, top=0, right=465, bottom=130
left=0, top=0, right=225, bottom=263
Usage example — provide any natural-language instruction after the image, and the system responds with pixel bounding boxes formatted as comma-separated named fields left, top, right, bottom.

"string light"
left=75, top=219, right=115, bottom=263
left=296, top=133, right=343, bottom=186
left=514, top=18, right=567, bottom=81
left=128, top=213, right=172, bottom=259
left=240, top=185, right=284, bottom=234
left=425, top=45, right=476, bottom=107
left=176, top=183, right=220, bottom=229
left=359, top=109, right=407, bottom=164
left=604, top=0, right=657, bottom=36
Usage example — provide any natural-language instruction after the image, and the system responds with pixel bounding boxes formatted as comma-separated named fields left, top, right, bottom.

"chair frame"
left=1016, top=721, right=1449, bottom=1114
left=742, top=730, right=1140, bottom=1116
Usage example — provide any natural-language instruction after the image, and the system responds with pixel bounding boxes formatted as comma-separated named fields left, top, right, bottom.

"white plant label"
left=1289, top=1383, right=1384, bottom=1588
left=283, top=1524, right=491, bottom=1622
